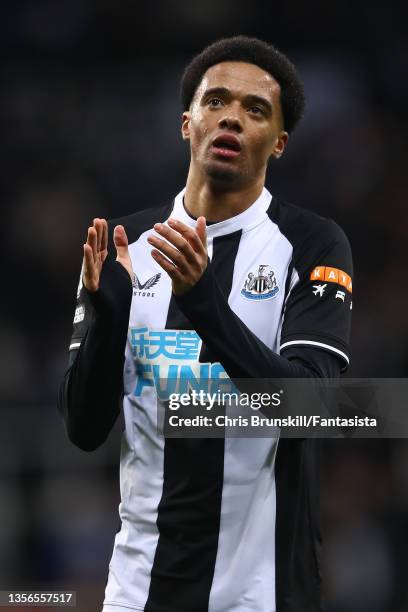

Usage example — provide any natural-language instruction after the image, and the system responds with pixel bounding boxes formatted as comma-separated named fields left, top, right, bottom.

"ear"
left=271, top=131, right=289, bottom=160
left=181, top=111, right=191, bottom=141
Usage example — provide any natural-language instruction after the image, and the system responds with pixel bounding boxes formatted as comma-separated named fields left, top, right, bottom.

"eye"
left=208, top=97, right=223, bottom=108
left=248, top=106, right=264, bottom=115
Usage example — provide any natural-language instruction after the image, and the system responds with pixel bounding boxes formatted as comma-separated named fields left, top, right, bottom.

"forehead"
left=195, top=61, right=281, bottom=104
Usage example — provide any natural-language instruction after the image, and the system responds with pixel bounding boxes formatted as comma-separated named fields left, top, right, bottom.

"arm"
left=58, top=219, right=133, bottom=451
left=174, top=262, right=338, bottom=378
left=147, top=217, right=351, bottom=379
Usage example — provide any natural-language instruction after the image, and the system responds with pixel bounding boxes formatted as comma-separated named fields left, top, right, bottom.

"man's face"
left=182, top=61, right=288, bottom=188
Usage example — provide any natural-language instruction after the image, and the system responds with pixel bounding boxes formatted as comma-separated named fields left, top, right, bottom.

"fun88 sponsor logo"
left=128, top=327, right=231, bottom=397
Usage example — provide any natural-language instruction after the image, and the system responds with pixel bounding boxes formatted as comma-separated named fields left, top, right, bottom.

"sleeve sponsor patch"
left=310, top=266, right=352, bottom=293
left=73, top=304, right=85, bottom=324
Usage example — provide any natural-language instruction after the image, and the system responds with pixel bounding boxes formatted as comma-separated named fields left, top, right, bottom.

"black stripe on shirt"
left=145, top=231, right=241, bottom=612
left=199, top=230, right=242, bottom=364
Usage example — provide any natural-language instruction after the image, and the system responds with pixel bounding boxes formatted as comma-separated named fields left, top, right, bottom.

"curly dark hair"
left=180, top=35, right=305, bottom=134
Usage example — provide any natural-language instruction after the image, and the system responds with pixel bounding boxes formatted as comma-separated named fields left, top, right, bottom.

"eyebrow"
left=201, top=87, right=273, bottom=114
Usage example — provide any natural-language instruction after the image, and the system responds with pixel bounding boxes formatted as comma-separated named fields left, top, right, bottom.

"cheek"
left=247, top=132, right=274, bottom=163
left=189, top=115, right=211, bottom=150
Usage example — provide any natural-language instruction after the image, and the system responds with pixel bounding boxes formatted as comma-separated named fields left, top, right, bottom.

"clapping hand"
left=82, top=218, right=134, bottom=292
left=147, top=217, right=207, bottom=295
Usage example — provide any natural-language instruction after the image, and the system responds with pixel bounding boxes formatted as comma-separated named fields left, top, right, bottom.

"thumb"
left=113, top=225, right=129, bottom=259
left=196, top=216, right=207, bottom=250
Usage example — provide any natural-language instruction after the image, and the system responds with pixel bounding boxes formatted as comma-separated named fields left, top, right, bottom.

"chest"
left=127, top=223, right=292, bottom=349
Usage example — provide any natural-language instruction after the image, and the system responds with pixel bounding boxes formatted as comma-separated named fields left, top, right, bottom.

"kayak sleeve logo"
left=310, top=266, right=352, bottom=293
left=132, top=272, right=161, bottom=297
left=310, top=266, right=352, bottom=309
left=241, top=265, right=280, bottom=300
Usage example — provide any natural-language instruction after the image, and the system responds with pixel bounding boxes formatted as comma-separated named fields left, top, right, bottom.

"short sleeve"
left=280, top=220, right=353, bottom=371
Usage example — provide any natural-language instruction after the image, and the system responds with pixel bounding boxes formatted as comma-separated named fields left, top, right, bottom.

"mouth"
left=211, top=133, right=242, bottom=159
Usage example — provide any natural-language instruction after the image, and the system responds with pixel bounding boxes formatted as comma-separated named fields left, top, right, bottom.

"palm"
left=82, top=218, right=133, bottom=292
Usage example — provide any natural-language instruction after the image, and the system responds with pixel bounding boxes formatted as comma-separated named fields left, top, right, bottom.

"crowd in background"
left=1, top=1, right=407, bottom=610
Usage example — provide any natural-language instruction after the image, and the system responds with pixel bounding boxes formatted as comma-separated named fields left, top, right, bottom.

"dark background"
left=1, top=1, right=407, bottom=611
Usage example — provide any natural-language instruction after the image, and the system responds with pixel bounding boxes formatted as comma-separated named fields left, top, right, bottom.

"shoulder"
left=267, top=196, right=348, bottom=245
left=267, top=196, right=351, bottom=268
left=107, top=201, right=173, bottom=246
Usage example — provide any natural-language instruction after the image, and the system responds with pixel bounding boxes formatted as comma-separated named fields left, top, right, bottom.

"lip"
left=211, top=132, right=242, bottom=159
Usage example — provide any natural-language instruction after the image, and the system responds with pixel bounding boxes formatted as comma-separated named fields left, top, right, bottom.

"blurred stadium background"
left=1, top=1, right=407, bottom=610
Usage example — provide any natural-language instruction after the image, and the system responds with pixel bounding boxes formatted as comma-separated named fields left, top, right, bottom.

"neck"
left=184, top=164, right=266, bottom=223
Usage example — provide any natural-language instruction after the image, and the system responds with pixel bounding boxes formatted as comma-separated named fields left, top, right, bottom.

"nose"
left=218, top=113, right=242, bottom=133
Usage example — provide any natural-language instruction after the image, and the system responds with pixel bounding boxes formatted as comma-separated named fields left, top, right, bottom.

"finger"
left=153, top=222, right=197, bottom=262
left=87, top=226, right=98, bottom=262
left=93, top=218, right=103, bottom=252
left=167, top=218, right=205, bottom=253
left=113, top=225, right=129, bottom=258
left=196, top=217, right=207, bottom=250
left=147, top=234, right=190, bottom=272
left=83, top=243, right=95, bottom=279
left=101, top=219, right=108, bottom=252
left=151, top=249, right=182, bottom=280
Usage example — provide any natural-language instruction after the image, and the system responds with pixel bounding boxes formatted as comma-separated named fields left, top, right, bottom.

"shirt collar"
left=170, top=187, right=272, bottom=239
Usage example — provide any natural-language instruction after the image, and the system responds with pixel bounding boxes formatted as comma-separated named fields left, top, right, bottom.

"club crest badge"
left=241, top=265, right=279, bottom=300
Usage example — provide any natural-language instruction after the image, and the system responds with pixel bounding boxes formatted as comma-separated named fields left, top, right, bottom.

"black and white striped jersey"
left=60, top=187, right=352, bottom=612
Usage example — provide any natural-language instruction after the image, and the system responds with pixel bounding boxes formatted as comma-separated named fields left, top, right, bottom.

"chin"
left=204, top=161, right=243, bottom=187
